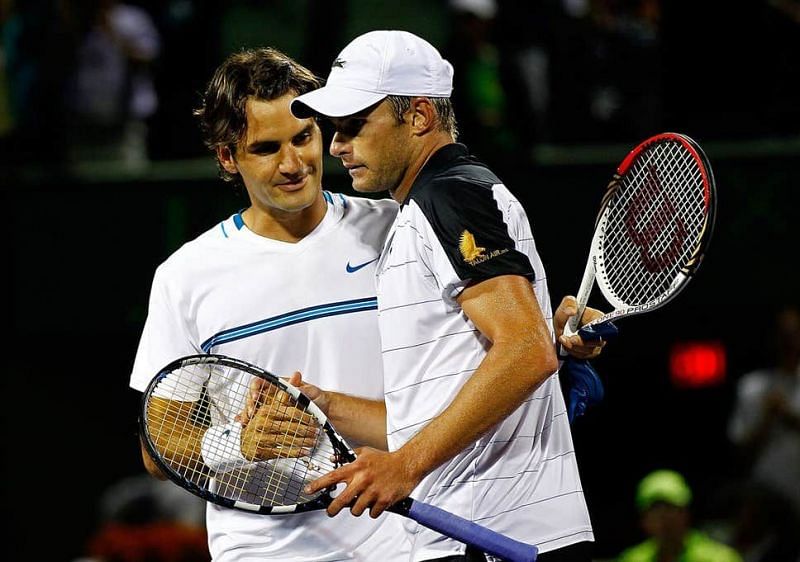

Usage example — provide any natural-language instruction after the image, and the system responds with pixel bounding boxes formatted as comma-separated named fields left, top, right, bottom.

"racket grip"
left=401, top=498, right=538, bottom=562
left=567, top=255, right=597, bottom=335
left=577, top=320, right=619, bottom=343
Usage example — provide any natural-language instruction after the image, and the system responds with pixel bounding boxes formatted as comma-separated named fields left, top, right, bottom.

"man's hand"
left=304, top=447, right=420, bottom=518
left=554, top=295, right=606, bottom=359
left=236, top=372, right=329, bottom=425
left=287, top=372, right=330, bottom=414
left=237, top=375, right=320, bottom=462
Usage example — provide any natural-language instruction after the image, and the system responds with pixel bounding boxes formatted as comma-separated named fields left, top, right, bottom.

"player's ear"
left=409, top=97, right=437, bottom=135
left=217, top=146, right=239, bottom=175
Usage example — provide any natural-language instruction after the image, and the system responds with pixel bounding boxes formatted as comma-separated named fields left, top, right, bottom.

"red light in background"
left=670, top=341, right=727, bottom=388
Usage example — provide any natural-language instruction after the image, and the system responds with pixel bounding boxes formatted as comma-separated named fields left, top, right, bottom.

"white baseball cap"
left=292, top=30, right=454, bottom=118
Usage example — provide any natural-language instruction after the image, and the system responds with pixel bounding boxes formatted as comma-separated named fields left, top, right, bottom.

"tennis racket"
left=140, top=354, right=538, bottom=562
left=565, top=132, right=716, bottom=336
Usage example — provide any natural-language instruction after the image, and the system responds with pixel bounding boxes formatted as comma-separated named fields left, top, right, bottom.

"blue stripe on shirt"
left=201, top=297, right=378, bottom=352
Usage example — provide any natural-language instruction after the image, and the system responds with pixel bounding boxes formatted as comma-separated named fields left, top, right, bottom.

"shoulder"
left=405, top=144, right=518, bottom=226
left=686, top=531, right=743, bottom=562
left=736, top=369, right=775, bottom=397
left=617, top=540, right=657, bottom=562
left=410, top=160, right=502, bottom=209
left=154, top=219, right=230, bottom=279
left=342, top=193, right=399, bottom=213
left=405, top=166, right=516, bottom=241
left=338, top=193, right=399, bottom=226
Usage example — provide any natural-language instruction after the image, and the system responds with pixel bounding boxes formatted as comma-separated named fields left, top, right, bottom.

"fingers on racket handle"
left=566, top=309, right=583, bottom=334
left=405, top=499, right=538, bottom=562
left=577, top=320, right=619, bottom=342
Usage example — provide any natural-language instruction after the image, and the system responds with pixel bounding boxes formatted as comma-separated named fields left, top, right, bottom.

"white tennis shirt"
left=130, top=193, right=410, bottom=561
left=375, top=144, right=593, bottom=559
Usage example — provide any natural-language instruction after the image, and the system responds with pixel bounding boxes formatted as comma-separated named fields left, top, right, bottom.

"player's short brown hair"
left=195, top=48, right=322, bottom=182
left=385, top=95, right=459, bottom=139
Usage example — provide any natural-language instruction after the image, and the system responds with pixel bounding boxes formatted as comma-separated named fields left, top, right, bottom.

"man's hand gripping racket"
left=561, top=132, right=717, bottom=420
left=140, top=354, right=539, bottom=562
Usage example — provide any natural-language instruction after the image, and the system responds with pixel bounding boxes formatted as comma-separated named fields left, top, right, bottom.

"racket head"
left=588, top=132, right=716, bottom=323
left=139, top=354, right=353, bottom=514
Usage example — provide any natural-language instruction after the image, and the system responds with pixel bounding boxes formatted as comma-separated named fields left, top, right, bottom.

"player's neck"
left=242, top=196, right=327, bottom=243
left=391, top=134, right=454, bottom=203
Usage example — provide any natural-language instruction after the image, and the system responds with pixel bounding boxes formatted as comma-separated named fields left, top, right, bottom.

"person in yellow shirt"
left=617, top=469, right=743, bottom=562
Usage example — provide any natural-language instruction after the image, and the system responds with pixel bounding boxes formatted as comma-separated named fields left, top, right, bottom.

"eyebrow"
left=245, top=123, right=315, bottom=153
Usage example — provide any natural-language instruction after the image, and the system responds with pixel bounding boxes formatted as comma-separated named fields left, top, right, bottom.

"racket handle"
left=577, top=321, right=619, bottom=342
left=567, top=253, right=597, bottom=335
left=395, top=498, right=538, bottom=562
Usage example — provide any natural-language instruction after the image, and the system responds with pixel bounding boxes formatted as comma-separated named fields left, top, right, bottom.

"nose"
left=330, top=131, right=350, bottom=158
left=279, top=145, right=303, bottom=176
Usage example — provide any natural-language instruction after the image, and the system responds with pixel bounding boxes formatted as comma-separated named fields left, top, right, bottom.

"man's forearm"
left=144, top=398, right=207, bottom=474
left=326, top=392, right=388, bottom=449
left=394, top=274, right=559, bottom=485
left=396, top=337, right=556, bottom=484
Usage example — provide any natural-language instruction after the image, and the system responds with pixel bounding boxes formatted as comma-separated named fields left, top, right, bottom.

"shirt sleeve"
left=413, top=178, right=535, bottom=303
left=129, top=265, right=201, bottom=392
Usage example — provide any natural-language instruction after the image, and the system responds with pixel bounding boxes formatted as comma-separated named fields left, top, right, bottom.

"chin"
left=351, top=179, right=384, bottom=194
left=274, top=190, right=319, bottom=213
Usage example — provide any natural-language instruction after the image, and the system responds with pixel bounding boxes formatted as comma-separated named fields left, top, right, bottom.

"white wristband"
left=200, top=423, right=251, bottom=473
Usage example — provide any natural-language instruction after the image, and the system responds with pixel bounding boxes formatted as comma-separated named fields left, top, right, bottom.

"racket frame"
left=139, top=354, right=354, bottom=514
left=140, top=354, right=540, bottom=561
left=566, top=132, right=717, bottom=335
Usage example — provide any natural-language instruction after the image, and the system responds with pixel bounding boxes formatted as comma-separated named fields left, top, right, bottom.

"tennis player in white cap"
left=292, top=30, right=597, bottom=562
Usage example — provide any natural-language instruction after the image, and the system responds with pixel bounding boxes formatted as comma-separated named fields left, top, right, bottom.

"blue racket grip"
left=577, top=320, right=619, bottom=343
left=403, top=498, right=538, bottom=561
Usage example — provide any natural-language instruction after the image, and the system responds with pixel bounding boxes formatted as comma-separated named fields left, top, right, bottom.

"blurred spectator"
left=617, top=469, right=743, bottom=562
left=494, top=0, right=662, bottom=146
left=584, top=0, right=662, bottom=141
left=0, top=0, right=12, bottom=136
left=219, top=0, right=306, bottom=62
left=2, top=0, right=77, bottom=164
left=146, top=0, right=220, bottom=160
left=759, top=0, right=800, bottom=135
left=727, top=305, right=800, bottom=562
left=493, top=0, right=568, bottom=146
left=78, top=473, right=208, bottom=562
left=444, top=0, right=517, bottom=167
left=63, top=0, right=160, bottom=170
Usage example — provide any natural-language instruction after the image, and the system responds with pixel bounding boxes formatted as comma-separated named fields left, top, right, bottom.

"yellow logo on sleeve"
left=459, top=230, right=486, bottom=264
left=459, top=230, right=509, bottom=266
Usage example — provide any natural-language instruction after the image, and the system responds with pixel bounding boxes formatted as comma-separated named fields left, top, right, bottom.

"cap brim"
left=291, top=86, right=387, bottom=118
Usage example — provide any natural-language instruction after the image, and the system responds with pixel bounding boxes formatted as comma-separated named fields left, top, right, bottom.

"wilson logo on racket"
left=459, top=230, right=507, bottom=266
left=563, top=131, right=716, bottom=339
left=624, top=164, right=687, bottom=273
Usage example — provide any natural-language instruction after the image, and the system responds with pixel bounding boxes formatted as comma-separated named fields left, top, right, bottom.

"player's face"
left=328, top=100, right=411, bottom=195
left=223, top=94, right=324, bottom=216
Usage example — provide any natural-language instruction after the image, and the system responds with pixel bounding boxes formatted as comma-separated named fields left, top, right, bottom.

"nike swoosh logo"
left=346, top=258, right=379, bottom=273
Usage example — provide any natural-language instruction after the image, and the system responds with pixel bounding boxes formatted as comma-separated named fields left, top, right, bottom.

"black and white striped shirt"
left=375, top=144, right=593, bottom=557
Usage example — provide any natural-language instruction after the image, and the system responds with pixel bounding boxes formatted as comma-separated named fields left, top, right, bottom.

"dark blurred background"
left=2, top=0, right=800, bottom=561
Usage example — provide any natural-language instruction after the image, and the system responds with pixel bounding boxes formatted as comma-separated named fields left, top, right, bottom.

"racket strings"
left=599, top=140, right=708, bottom=306
left=147, top=367, right=210, bottom=486
left=145, top=359, right=340, bottom=509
